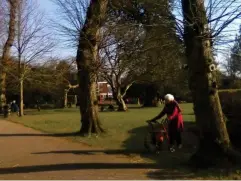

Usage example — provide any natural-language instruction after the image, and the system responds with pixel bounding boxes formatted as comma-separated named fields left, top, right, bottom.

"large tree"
left=107, top=0, right=185, bottom=107
left=14, top=0, right=53, bottom=116
left=54, top=0, right=108, bottom=135
left=225, top=26, right=241, bottom=79
left=1, top=0, right=17, bottom=111
left=181, top=0, right=241, bottom=167
left=54, top=59, right=78, bottom=108
left=99, top=20, right=144, bottom=111
left=76, top=0, right=108, bottom=134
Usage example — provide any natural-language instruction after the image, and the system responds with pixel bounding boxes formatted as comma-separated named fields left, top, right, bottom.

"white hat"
left=164, top=94, right=174, bottom=101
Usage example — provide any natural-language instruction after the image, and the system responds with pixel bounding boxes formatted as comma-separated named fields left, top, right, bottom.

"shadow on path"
left=0, top=132, right=81, bottom=137
left=33, top=149, right=145, bottom=155
left=0, top=162, right=196, bottom=179
left=0, top=163, right=159, bottom=175
left=26, top=121, right=199, bottom=179
left=0, top=121, right=216, bottom=179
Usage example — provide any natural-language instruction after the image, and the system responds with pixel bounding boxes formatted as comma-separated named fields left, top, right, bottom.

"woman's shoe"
left=169, top=147, right=175, bottom=152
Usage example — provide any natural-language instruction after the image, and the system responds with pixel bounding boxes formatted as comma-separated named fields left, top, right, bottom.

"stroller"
left=144, top=118, right=169, bottom=153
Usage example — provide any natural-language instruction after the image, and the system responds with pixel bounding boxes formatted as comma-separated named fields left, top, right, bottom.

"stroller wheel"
left=156, top=140, right=163, bottom=149
left=144, top=132, right=157, bottom=153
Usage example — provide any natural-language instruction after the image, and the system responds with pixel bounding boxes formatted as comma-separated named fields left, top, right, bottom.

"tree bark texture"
left=19, top=78, right=24, bottom=116
left=18, top=3, right=23, bottom=117
left=64, top=89, right=68, bottom=108
left=114, top=88, right=127, bottom=111
left=76, top=0, right=108, bottom=135
left=1, top=0, right=17, bottom=111
left=182, top=0, right=234, bottom=167
left=112, top=83, right=133, bottom=111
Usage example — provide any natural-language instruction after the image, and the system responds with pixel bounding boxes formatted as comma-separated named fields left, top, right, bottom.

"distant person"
left=10, top=101, right=14, bottom=112
left=36, top=100, right=41, bottom=111
left=148, top=94, right=184, bottom=152
left=11, top=100, right=19, bottom=113
left=125, top=98, right=129, bottom=104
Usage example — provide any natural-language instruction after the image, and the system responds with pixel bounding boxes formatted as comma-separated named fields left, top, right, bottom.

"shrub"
left=218, top=89, right=241, bottom=121
left=218, top=89, right=241, bottom=150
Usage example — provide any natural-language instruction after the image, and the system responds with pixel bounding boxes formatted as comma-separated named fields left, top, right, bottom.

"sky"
left=37, top=0, right=75, bottom=58
left=37, top=0, right=241, bottom=64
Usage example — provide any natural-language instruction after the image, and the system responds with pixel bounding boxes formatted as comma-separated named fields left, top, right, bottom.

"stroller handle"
left=160, top=118, right=169, bottom=125
left=146, top=120, right=154, bottom=124
left=146, top=118, right=168, bottom=125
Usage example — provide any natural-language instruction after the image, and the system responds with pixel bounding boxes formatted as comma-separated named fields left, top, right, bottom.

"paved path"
left=0, top=120, right=162, bottom=179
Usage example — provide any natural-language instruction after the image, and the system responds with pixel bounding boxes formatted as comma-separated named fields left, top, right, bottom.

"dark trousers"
left=168, top=121, right=182, bottom=146
left=168, top=130, right=182, bottom=146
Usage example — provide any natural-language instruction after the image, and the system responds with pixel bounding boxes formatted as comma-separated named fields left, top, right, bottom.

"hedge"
left=218, top=89, right=241, bottom=150
left=218, top=89, right=241, bottom=121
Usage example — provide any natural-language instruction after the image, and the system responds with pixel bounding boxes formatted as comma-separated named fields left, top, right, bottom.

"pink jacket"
left=155, top=101, right=184, bottom=130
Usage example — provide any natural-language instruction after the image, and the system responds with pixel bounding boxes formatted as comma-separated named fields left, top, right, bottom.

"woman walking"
left=148, top=94, right=184, bottom=152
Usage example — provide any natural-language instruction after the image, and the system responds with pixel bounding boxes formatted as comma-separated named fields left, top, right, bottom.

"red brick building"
left=97, top=82, right=113, bottom=100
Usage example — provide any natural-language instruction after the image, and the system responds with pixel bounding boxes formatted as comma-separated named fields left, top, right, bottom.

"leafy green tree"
left=228, top=26, right=241, bottom=78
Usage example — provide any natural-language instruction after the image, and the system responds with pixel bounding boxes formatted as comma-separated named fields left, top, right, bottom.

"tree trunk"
left=64, top=89, right=68, bottom=108
left=74, top=95, right=77, bottom=106
left=19, top=78, right=24, bottom=116
left=79, top=81, right=104, bottom=135
left=76, top=0, right=108, bottom=135
left=113, top=83, right=133, bottom=112
left=182, top=0, right=237, bottom=167
left=17, top=0, right=23, bottom=117
left=1, top=0, right=17, bottom=112
left=117, top=96, right=127, bottom=111
left=115, top=90, right=127, bottom=111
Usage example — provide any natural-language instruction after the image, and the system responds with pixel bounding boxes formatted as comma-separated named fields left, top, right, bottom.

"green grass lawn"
left=8, top=103, right=241, bottom=179
left=9, top=103, right=195, bottom=150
